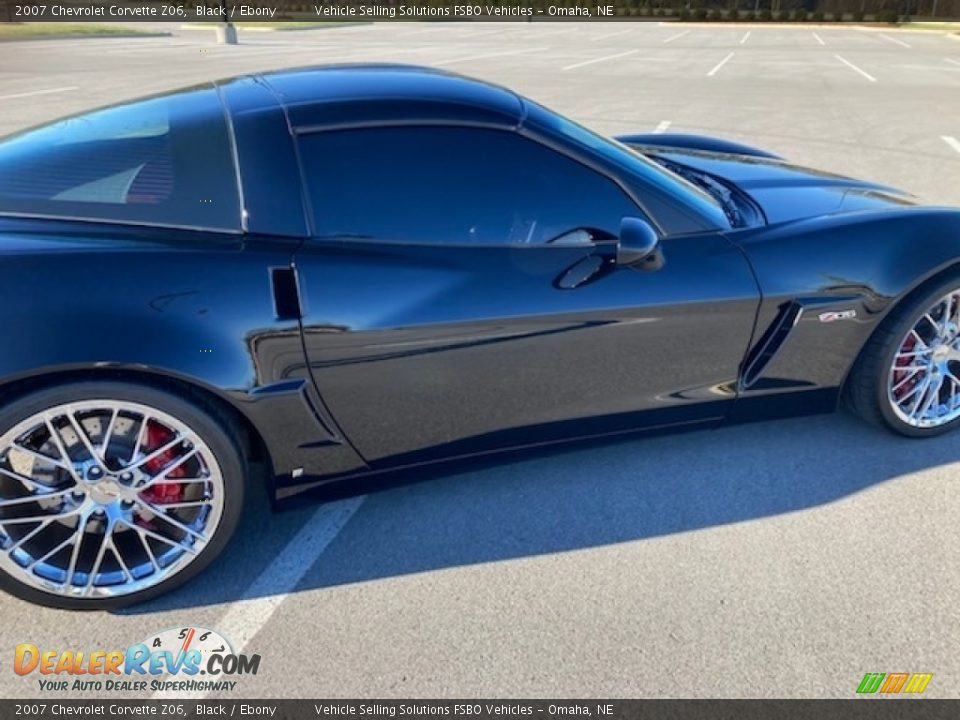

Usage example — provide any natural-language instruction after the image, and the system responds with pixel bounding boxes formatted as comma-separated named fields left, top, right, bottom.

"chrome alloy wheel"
left=0, top=400, right=224, bottom=599
left=888, top=290, right=960, bottom=428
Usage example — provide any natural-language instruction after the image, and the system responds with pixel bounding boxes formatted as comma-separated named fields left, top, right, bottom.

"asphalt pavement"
left=0, top=21, right=959, bottom=699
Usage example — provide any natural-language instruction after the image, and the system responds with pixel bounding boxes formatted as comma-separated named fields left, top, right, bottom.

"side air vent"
left=740, top=301, right=803, bottom=389
left=271, top=267, right=301, bottom=320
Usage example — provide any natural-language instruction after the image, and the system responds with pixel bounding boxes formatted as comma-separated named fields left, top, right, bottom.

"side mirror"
left=617, top=217, right=664, bottom=270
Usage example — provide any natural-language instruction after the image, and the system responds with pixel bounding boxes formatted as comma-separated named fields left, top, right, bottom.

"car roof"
left=235, top=64, right=526, bottom=131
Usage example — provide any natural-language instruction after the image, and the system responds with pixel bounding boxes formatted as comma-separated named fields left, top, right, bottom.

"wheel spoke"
left=949, top=294, right=960, bottom=330
left=134, top=498, right=207, bottom=543
left=80, top=522, right=112, bottom=595
left=10, top=442, right=71, bottom=473
left=909, top=329, right=930, bottom=349
left=61, top=410, right=104, bottom=469
left=108, top=536, right=133, bottom=583
left=61, top=526, right=85, bottom=588
left=936, top=300, right=951, bottom=337
left=947, top=374, right=960, bottom=409
left=132, top=434, right=189, bottom=471
left=923, top=313, right=940, bottom=335
left=120, top=519, right=199, bottom=556
left=899, top=378, right=926, bottom=406
left=0, top=490, right=71, bottom=508
left=917, top=376, right=943, bottom=421
left=0, top=466, right=71, bottom=494
left=137, top=448, right=200, bottom=490
left=135, top=528, right=161, bottom=574
left=141, top=476, right=207, bottom=487
left=892, top=364, right=928, bottom=374
left=130, top=415, right=149, bottom=464
left=26, top=535, right=74, bottom=572
left=907, top=375, right=933, bottom=419
left=146, top=500, right=211, bottom=510
left=0, top=506, right=82, bottom=524
left=100, top=409, right=119, bottom=461
left=892, top=370, right=922, bottom=393
left=2, top=517, right=58, bottom=552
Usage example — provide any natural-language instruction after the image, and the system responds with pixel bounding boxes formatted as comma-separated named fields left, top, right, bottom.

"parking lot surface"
left=0, top=22, right=959, bottom=699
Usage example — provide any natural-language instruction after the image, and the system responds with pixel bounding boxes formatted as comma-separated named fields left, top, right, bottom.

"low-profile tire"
left=847, top=271, right=960, bottom=438
left=0, top=380, right=244, bottom=610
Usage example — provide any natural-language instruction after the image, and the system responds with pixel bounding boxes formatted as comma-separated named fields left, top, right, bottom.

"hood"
left=629, top=145, right=917, bottom=224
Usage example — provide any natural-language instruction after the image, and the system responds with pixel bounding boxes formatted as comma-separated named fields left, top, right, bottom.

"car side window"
left=298, top=126, right=639, bottom=246
left=0, top=87, right=241, bottom=232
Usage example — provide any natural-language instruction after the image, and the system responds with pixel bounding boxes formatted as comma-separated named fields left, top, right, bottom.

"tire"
left=0, top=380, right=245, bottom=609
left=847, top=272, right=960, bottom=438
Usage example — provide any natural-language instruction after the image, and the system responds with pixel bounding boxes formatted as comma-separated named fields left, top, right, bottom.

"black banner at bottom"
left=4, top=700, right=959, bottom=720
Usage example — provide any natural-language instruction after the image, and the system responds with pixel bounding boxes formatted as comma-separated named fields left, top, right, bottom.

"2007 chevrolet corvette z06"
left=0, top=65, right=958, bottom=608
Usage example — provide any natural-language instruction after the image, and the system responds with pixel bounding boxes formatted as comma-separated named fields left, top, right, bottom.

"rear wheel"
left=848, top=274, right=960, bottom=437
left=0, top=381, right=244, bottom=609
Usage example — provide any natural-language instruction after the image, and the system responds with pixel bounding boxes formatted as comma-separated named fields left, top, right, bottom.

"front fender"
left=732, top=208, right=960, bottom=400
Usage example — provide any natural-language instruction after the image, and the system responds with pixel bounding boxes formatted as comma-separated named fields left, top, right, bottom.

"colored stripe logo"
left=857, top=672, right=933, bottom=694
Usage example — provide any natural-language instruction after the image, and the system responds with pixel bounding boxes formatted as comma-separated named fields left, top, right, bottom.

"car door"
left=292, top=125, right=759, bottom=467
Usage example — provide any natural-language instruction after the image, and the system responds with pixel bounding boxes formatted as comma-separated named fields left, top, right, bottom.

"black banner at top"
left=1, top=0, right=958, bottom=22
left=4, top=700, right=960, bottom=720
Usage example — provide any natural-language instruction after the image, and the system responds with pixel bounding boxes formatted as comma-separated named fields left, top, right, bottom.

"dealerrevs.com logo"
left=14, top=626, right=260, bottom=694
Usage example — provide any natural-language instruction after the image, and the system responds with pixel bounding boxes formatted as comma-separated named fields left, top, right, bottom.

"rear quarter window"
left=0, top=86, right=241, bottom=232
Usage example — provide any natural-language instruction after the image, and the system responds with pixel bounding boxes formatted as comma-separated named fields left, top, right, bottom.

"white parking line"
left=663, top=30, right=690, bottom=44
left=152, top=495, right=366, bottom=699
left=834, top=54, right=877, bottom=82
left=943, top=136, right=960, bottom=155
left=707, top=52, right=735, bottom=77
left=435, top=47, right=545, bottom=66
left=0, top=86, right=77, bottom=101
left=562, top=49, right=639, bottom=71
left=593, top=28, right=633, bottom=41
left=813, top=32, right=826, bottom=46
left=740, top=31, right=751, bottom=45
left=879, top=33, right=911, bottom=48
left=946, top=58, right=960, bottom=67
left=654, top=120, right=672, bottom=133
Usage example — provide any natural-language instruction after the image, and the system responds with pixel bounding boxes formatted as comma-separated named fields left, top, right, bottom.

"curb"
left=179, top=22, right=369, bottom=32
left=0, top=32, right=170, bottom=42
left=658, top=21, right=898, bottom=28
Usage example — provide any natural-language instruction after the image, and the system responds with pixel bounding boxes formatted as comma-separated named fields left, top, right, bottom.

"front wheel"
left=848, top=274, right=960, bottom=437
left=0, top=381, right=245, bottom=609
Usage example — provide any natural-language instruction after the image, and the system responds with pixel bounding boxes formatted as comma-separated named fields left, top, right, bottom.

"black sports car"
left=0, top=64, right=958, bottom=609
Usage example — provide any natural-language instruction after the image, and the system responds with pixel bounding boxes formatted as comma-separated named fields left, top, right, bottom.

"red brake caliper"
left=138, top=421, right=186, bottom=507
left=892, top=334, right=920, bottom=402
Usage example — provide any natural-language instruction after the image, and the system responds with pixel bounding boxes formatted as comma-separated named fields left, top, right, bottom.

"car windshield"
left=522, top=100, right=730, bottom=229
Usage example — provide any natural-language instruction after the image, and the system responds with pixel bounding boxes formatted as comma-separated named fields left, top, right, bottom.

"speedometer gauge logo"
left=142, top=626, right=233, bottom=673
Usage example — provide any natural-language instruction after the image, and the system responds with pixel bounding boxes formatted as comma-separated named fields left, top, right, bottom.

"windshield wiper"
left=656, top=159, right=744, bottom=227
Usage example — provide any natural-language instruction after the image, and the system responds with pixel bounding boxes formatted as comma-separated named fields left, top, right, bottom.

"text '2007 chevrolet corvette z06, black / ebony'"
left=0, top=65, right=958, bottom=609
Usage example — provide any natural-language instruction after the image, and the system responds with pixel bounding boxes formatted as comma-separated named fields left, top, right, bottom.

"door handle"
left=554, top=255, right=611, bottom=290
